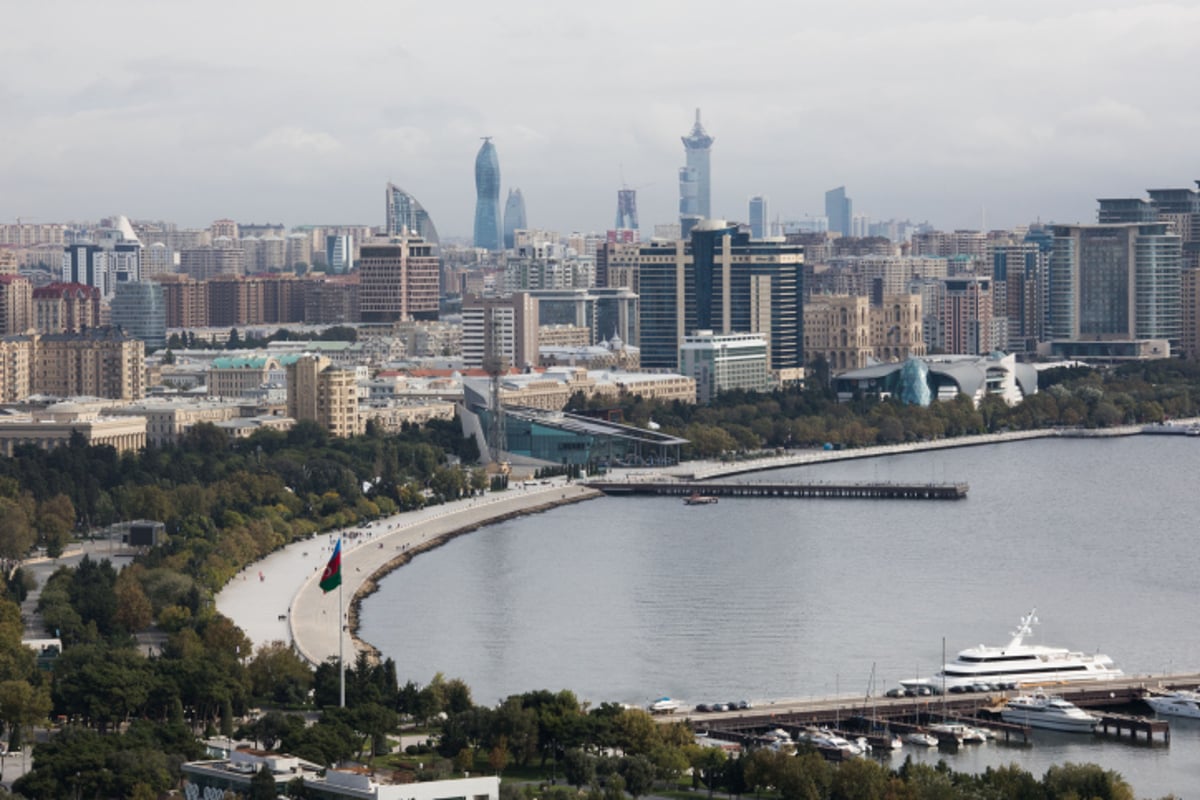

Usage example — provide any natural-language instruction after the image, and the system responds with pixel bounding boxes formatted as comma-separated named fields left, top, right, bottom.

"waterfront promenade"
left=217, top=478, right=599, bottom=666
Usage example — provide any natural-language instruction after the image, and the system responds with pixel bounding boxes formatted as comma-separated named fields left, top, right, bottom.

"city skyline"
left=3, top=1, right=1198, bottom=236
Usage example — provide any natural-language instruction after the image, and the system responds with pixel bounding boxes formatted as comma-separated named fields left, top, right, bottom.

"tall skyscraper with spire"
left=474, top=138, right=501, bottom=251
left=503, top=188, right=526, bottom=250
left=615, top=188, right=639, bottom=232
left=679, top=109, right=714, bottom=238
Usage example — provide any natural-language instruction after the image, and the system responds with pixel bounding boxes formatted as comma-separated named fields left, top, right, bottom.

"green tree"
left=249, top=764, right=278, bottom=800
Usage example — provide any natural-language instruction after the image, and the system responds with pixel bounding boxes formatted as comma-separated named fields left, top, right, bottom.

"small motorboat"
left=684, top=493, right=718, bottom=505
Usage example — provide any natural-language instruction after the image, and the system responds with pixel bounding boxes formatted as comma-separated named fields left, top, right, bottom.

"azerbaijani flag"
left=320, top=539, right=342, bottom=593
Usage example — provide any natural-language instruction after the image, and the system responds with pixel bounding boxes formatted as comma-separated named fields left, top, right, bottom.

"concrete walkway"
left=217, top=479, right=600, bottom=666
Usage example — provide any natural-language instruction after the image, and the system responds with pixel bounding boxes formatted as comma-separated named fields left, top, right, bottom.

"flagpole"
left=339, top=557, right=345, bottom=708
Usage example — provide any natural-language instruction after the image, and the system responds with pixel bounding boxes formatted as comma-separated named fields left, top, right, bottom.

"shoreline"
left=219, top=421, right=1187, bottom=667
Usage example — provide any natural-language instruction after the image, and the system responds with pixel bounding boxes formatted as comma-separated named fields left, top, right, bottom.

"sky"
left=2, top=0, right=1199, bottom=238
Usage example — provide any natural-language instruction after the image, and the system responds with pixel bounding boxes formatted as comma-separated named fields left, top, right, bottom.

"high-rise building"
left=825, top=187, right=852, bottom=237
left=615, top=189, right=639, bottom=232
left=503, top=188, right=526, bottom=250
left=110, top=281, right=167, bottom=352
left=749, top=196, right=769, bottom=239
left=358, top=237, right=440, bottom=323
left=1049, top=223, right=1182, bottom=350
left=0, top=276, right=32, bottom=335
left=325, top=235, right=354, bottom=275
left=989, top=242, right=1047, bottom=355
left=941, top=276, right=994, bottom=355
left=461, top=293, right=538, bottom=370
left=473, top=138, right=502, bottom=251
left=62, top=232, right=141, bottom=301
left=679, top=109, right=714, bottom=229
left=385, top=183, right=441, bottom=245
left=637, top=222, right=803, bottom=372
left=152, top=275, right=209, bottom=330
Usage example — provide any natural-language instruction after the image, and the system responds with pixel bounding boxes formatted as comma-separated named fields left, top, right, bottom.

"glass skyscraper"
left=474, top=138, right=502, bottom=251
left=503, top=188, right=526, bottom=250
left=825, top=186, right=852, bottom=237
left=749, top=196, right=768, bottom=238
left=679, top=109, right=713, bottom=233
left=385, top=183, right=440, bottom=245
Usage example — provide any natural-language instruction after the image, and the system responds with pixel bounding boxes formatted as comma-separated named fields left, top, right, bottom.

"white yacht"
left=902, top=731, right=938, bottom=747
left=1001, top=693, right=1099, bottom=733
left=1145, top=690, right=1200, bottom=719
left=648, top=697, right=680, bottom=714
left=900, top=610, right=1122, bottom=692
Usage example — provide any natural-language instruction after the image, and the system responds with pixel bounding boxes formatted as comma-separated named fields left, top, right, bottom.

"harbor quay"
left=670, top=674, right=1197, bottom=749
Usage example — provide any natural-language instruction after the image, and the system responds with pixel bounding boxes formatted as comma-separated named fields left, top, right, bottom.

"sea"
left=359, top=435, right=1200, bottom=797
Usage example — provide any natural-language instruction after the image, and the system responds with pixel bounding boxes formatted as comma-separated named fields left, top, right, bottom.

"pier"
left=586, top=479, right=969, bottom=500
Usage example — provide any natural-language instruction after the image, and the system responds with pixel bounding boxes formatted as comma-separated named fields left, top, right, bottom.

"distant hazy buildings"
left=385, top=183, right=441, bottom=244
left=825, top=186, right=852, bottom=237
left=0, top=276, right=32, bottom=335
left=325, top=234, right=354, bottom=274
left=474, top=138, right=502, bottom=251
left=503, top=189, right=526, bottom=250
left=749, top=196, right=769, bottom=239
left=679, top=109, right=714, bottom=238
left=62, top=221, right=142, bottom=300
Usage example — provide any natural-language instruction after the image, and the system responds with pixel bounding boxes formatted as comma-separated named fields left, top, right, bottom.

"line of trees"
left=567, top=361, right=1200, bottom=458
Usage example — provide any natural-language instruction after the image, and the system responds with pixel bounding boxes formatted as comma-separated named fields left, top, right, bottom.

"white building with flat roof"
left=679, top=330, right=770, bottom=404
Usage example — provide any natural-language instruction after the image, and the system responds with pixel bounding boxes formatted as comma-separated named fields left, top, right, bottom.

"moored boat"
left=684, top=493, right=718, bottom=505
left=901, top=609, right=1122, bottom=692
left=1000, top=693, right=1099, bottom=733
left=1145, top=689, right=1200, bottom=719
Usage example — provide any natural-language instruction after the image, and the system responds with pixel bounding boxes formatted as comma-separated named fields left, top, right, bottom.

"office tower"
left=637, top=222, right=803, bottom=371
left=61, top=221, right=141, bottom=301
left=749, top=196, right=769, bottom=238
left=358, top=236, right=440, bottom=322
left=111, top=281, right=167, bottom=351
left=989, top=242, right=1047, bottom=355
left=461, top=293, right=538, bottom=370
left=385, top=183, right=441, bottom=245
left=325, top=234, right=354, bottom=274
left=679, top=109, right=714, bottom=229
left=474, top=138, right=502, bottom=251
left=503, top=188, right=527, bottom=250
left=616, top=189, right=639, bottom=232
left=825, top=186, right=852, bottom=237
left=1049, top=223, right=1182, bottom=350
left=941, top=276, right=994, bottom=355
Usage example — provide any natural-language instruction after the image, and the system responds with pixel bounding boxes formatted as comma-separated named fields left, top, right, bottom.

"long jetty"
left=587, top=479, right=968, bottom=500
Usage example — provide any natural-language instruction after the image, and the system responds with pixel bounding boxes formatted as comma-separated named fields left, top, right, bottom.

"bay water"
left=360, top=436, right=1200, bottom=797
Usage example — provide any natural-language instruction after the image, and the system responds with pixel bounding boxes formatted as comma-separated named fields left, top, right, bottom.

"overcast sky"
left=3, top=1, right=1198, bottom=238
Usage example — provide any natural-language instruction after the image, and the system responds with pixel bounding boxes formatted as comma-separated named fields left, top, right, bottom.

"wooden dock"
left=586, top=479, right=969, bottom=500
